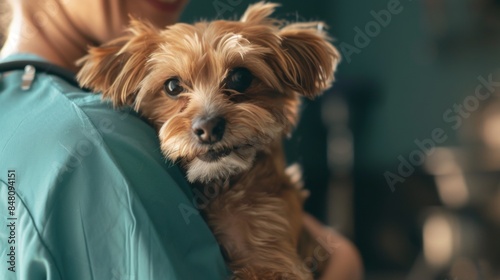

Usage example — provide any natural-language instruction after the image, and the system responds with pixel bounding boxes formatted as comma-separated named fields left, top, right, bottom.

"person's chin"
left=144, top=0, right=185, bottom=14
left=126, top=0, right=187, bottom=27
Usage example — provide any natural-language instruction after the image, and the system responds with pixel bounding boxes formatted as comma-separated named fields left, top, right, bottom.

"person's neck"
left=1, top=6, right=96, bottom=72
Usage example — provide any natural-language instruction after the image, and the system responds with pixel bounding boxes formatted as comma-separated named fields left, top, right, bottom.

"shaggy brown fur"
left=77, top=2, right=339, bottom=279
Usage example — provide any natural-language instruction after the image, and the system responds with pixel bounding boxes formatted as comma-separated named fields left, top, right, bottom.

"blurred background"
left=180, top=0, right=500, bottom=279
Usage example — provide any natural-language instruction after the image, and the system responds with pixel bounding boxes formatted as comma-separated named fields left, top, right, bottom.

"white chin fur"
left=186, top=149, right=256, bottom=183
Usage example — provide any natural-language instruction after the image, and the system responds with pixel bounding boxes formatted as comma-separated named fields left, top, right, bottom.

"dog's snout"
left=192, top=116, right=226, bottom=144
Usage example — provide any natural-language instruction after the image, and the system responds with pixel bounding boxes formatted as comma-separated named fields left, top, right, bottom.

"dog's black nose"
left=192, top=116, right=226, bottom=144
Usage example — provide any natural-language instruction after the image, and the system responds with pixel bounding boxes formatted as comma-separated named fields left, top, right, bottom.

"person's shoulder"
left=0, top=54, right=157, bottom=153
left=40, top=73, right=187, bottom=187
left=50, top=76, right=162, bottom=160
left=43, top=72, right=165, bottom=160
left=0, top=57, right=180, bottom=187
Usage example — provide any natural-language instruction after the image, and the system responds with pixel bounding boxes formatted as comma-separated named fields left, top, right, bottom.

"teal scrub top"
left=0, top=54, right=229, bottom=280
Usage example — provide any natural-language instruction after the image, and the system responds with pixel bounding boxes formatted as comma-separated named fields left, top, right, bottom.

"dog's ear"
left=240, top=1, right=280, bottom=25
left=77, top=19, right=161, bottom=107
left=275, top=23, right=340, bottom=99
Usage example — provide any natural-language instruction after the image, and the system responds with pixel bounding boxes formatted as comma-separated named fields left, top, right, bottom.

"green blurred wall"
left=328, top=0, right=500, bottom=168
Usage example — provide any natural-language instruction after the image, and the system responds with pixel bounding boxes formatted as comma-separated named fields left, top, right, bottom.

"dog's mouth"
left=197, top=147, right=233, bottom=162
left=197, top=144, right=253, bottom=163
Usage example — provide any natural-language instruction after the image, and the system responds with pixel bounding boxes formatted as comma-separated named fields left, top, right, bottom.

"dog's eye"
left=226, top=68, right=253, bottom=93
left=164, top=78, right=184, bottom=96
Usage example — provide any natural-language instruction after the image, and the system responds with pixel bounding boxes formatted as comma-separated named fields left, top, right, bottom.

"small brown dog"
left=77, top=2, right=339, bottom=279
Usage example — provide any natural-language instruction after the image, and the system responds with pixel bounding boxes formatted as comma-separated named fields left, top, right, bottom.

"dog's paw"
left=285, top=163, right=310, bottom=200
left=285, top=163, right=303, bottom=189
left=232, top=269, right=312, bottom=280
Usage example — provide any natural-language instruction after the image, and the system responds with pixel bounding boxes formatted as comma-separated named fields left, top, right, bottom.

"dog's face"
left=77, top=2, right=339, bottom=183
